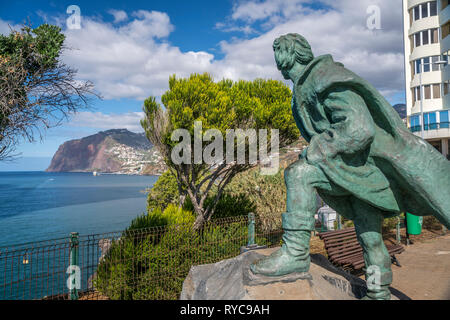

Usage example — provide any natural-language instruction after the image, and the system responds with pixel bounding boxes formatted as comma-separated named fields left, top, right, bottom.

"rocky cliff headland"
left=46, top=129, right=166, bottom=175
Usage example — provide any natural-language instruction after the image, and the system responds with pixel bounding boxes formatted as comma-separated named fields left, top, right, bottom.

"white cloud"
left=3, top=2, right=405, bottom=104
left=1, top=2, right=407, bottom=155
left=215, top=22, right=256, bottom=35
left=231, top=0, right=315, bottom=23
left=0, top=19, right=20, bottom=35
left=69, top=111, right=145, bottom=132
left=108, top=9, right=128, bottom=23
left=115, top=10, right=174, bottom=40
left=61, top=10, right=213, bottom=100
left=214, top=0, right=405, bottom=100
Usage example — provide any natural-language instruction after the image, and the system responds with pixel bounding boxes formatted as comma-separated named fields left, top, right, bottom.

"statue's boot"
left=362, top=286, right=391, bottom=300
left=250, top=212, right=314, bottom=277
left=362, top=271, right=393, bottom=300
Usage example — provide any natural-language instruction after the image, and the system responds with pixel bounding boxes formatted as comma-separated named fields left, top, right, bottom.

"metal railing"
left=0, top=212, right=422, bottom=300
left=410, top=122, right=450, bottom=132
left=0, top=214, right=284, bottom=300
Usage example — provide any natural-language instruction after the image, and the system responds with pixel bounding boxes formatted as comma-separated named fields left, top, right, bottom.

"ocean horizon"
left=0, top=157, right=53, bottom=172
left=0, top=171, right=158, bottom=247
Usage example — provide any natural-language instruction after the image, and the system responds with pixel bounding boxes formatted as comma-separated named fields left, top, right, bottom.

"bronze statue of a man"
left=250, top=33, right=450, bottom=300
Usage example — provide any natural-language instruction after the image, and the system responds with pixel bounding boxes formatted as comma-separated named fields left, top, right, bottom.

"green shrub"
left=183, top=192, right=256, bottom=219
left=225, top=167, right=286, bottom=232
left=338, top=216, right=399, bottom=234
left=422, top=216, right=443, bottom=230
left=146, top=170, right=179, bottom=212
left=382, top=216, right=399, bottom=234
left=94, top=206, right=277, bottom=300
left=146, top=170, right=255, bottom=221
left=95, top=158, right=289, bottom=299
left=129, top=204, right=195, bottom=231
left=340, top=217, right=354, bottom=229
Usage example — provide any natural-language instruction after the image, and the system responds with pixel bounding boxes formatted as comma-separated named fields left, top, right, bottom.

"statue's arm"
left=306, top=87, right=376, bottom=164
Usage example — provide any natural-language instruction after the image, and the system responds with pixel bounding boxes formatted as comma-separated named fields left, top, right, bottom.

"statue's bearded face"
left=274, top=51, right=293, bottom=80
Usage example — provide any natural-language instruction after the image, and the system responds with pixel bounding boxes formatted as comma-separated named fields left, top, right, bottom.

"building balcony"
left=410, top=43, right=441, bottom=61
left=408, top=0, right=431, bottom=10
left=408, top=16, right=440, bottom=35
left=443, top=63, right=450, bottom=81
left=440, top=2, right=450, bottom=25
left=411, top=98, right=446, bottom=114
left=442, top=34, right=450, bottom=51
left=411, top=122, right=450, bottom=139
left=411, top=70, right=443, bottom=87
left=443, top=93, right=450, bottom=106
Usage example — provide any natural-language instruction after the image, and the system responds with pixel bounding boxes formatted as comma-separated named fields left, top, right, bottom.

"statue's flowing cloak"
left=293, top=55, right=450, bottom=222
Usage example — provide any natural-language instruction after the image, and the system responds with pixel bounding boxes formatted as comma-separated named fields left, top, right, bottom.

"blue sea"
left=0, top=172, right=158, bottom=299
left=0, top=172, right=158, bottom=247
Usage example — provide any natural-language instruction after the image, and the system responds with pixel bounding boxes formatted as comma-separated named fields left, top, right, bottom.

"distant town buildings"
left=105, top=143, right=164, bottom=175
left=403, top=0, right=450, bottom=159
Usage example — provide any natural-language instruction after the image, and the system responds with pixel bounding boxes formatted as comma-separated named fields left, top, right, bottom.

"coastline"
left=43, top=169, right=163, bottom=176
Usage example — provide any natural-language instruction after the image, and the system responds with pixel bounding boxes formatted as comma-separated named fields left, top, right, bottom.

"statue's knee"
left=358, top=232, right=384, bottom=251
left=284, top=160, right=311, bottom=186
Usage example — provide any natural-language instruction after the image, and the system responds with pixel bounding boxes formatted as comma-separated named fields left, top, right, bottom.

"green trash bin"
left=406, top=213, right=423, bottom=235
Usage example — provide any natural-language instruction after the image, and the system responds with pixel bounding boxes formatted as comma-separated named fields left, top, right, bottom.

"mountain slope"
left=393, top=104, right=406, bottom=120
left=46, top=129, right=166, bottom=174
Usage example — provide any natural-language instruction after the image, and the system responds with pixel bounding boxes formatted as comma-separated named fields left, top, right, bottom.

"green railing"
left=0, top=211, right=424, bottom=300
left=0, top=215, right=283, bottom=300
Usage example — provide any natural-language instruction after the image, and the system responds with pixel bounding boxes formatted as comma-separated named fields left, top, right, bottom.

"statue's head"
left=273, top=33, right=314, bottom=81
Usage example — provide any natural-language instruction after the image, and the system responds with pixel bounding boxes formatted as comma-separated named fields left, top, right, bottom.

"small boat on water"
left=93, top=171, right=99, bottom=176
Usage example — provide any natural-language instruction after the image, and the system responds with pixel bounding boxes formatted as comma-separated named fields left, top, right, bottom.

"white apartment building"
left=403, top=0, right=450, bottom=159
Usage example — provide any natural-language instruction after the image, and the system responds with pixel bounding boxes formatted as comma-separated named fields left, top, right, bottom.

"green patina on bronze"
left=250, top=33, right=450, bottom=300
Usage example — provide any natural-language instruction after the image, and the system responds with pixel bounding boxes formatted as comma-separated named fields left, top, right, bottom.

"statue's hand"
left=306, top=133, right=337, bottom=165
left=305, top=139, right=323, bottom=165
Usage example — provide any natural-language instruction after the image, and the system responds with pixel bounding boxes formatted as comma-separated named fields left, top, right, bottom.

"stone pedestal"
left=180, top=247, right=369, bottom=300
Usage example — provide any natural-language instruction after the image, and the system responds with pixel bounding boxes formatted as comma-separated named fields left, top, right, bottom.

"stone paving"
left=388, top=234, right=450, bottom=300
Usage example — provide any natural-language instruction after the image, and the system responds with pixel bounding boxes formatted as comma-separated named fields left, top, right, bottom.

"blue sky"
left=0, top=0, right=406, bottom=171
left=1, top=1, right=234, bottom=54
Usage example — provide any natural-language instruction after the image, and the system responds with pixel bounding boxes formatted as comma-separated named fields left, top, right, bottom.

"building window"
left=412, top=83, right=444, bottom=101
left=433, top=84, right=441, bottom=98
left=410, top=115, right=421, bottom=132
left=443, top=0, right=450, bottom=10
left=431, top=28, right=438, bottom=43
left=414, top=33, right=420, bottom=47
left=443, top=22, right=450, bottom=39
left=412, top=1, right=438, bottom=22
left=424, top=85, right=431, bottom=99
left=424, top=112, right=437, bottom=130
left=414, top=5, right=420, bottom=21
left=412, top=111, right=450, bottom=132
left=412, top=29, right=439, bottom=48
left=415, top=86, right=421, bottom=101
left=444, top=51, right=450, bottom=63
left=423, top=57, right=431, bottom=72
left=430, top=1, right=437, bottom=16
left=423, top=30, right=429, bottom=45
left=422, top=2, right=429, bottom=18
left=445, top=81, right=450, bottom=95
left=441, top=111, right=449, bottom=128
left=432, top=56, right=441, bottom=71
left=414, top=55, right=447, bottom=74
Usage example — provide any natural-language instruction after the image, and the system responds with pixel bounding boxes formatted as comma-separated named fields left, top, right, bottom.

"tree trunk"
left=187, top=189, right=207, bottom=231
left=193, top=214, right=206, bottom=231
left=178, top=193, right=186, bottom=208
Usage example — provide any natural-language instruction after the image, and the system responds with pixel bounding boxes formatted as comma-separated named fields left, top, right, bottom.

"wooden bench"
left=318, top=227, right=404, bottom=271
